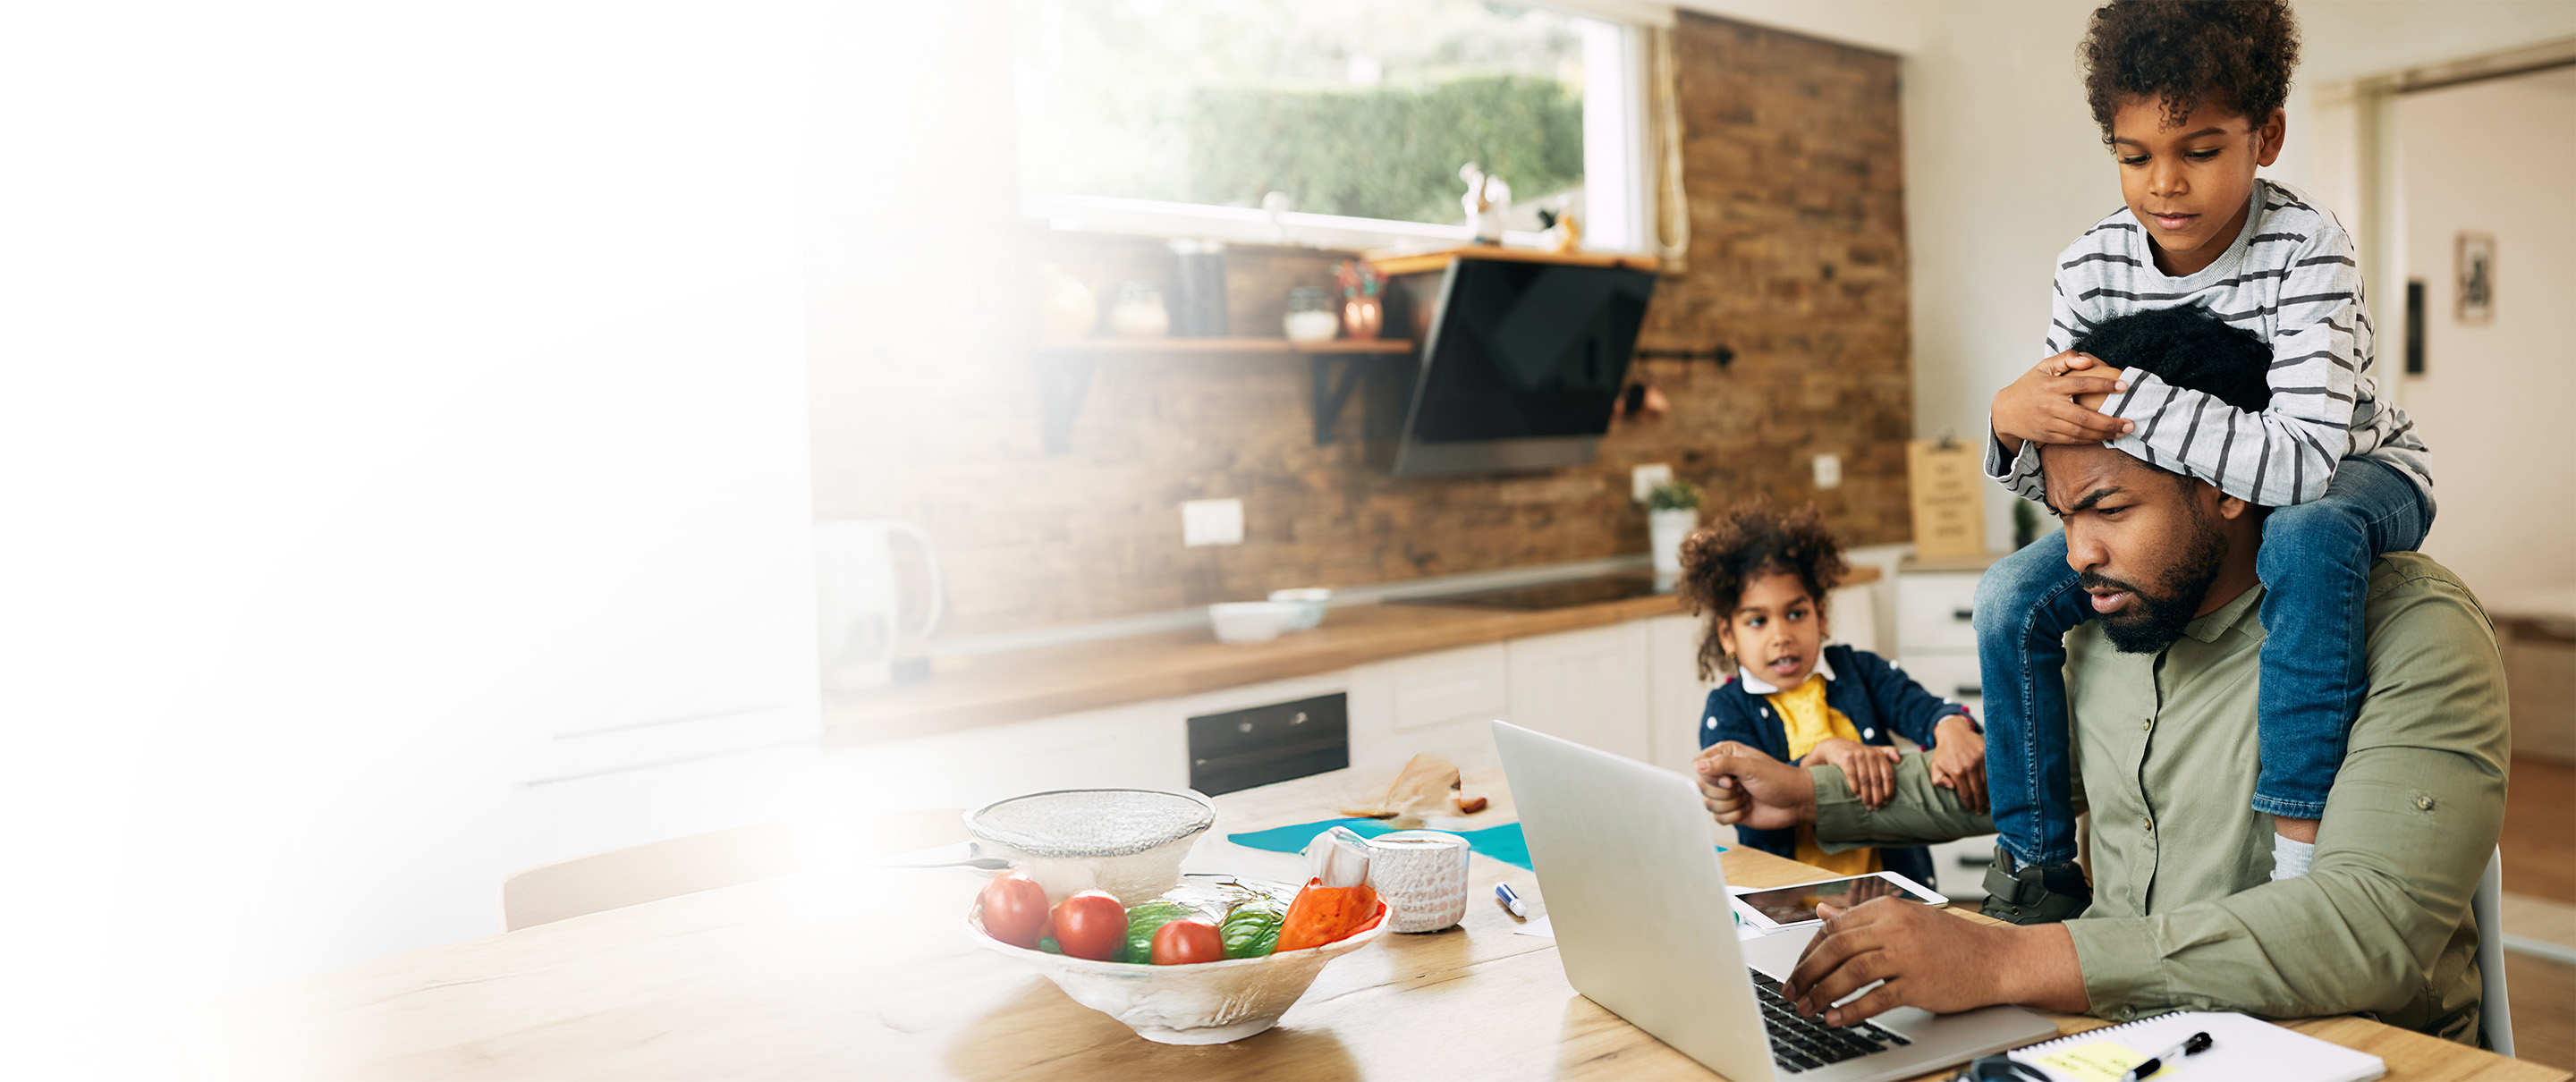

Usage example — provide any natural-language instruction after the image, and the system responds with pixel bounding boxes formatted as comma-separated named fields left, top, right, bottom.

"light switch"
left=1813, top=453, right=1843, bottom=490
left=1182, top=498, right=1244, bottom=546
left=1631, top=462, right=1674, bottom=502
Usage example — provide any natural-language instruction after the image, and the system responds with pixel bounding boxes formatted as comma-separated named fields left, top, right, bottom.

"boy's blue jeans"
left=1974, top=457, right=2432, bottom=869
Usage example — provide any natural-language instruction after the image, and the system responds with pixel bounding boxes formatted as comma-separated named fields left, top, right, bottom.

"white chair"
left=501, top=821, right=808, bottom=932
left=498, top=808, right=967, bottom=931
left=2475, top=846, right=2514, bottom=1057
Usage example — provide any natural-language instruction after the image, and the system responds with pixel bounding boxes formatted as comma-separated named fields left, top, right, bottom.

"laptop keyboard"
left=1750, top=970, right=1909, bottom=1074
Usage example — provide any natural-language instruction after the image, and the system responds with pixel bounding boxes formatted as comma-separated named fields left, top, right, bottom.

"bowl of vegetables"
left=968, top=872, right=1389, bottom=1044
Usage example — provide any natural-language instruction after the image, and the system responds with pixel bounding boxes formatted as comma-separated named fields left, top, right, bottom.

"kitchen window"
left=1013, top=0, right=1664, bottom=252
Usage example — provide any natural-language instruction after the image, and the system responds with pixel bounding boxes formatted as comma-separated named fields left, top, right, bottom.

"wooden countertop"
left=827, top=567, right=1883, bottom=745
left=239, top=765, right=2566, bottom=1081
left=826, top=590, right=1684, bottom=744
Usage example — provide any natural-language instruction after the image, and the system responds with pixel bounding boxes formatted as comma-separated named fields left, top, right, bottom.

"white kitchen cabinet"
left=1506, top=622, right=1653, bottom=762
left=856, top=613, right=1707, bottom=819
left=1893, top=653, right=1984, bottom=706
left=1894, top=558, right=1998, bottom=717
left=1645, top=614, right=1720, bottom=773
left=1825, top=584, right=1881, bottom=655
left=1346, top=643, right=1513, bottom=768
left=834, top=697, right=1192, bottom=815
left=835, top=672, right=1368, bottom=813
left=1894, top=556, right=2004, bottom=899
left=1642, top=613, right=1740, bottom=847
left=1894, top=572, right=1981, bottom=655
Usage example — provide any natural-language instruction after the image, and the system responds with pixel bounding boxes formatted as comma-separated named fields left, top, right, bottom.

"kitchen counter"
left=825, top=567, right=1878, bottom=746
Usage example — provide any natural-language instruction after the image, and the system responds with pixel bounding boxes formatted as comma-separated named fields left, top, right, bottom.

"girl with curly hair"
left=1682, top=501, right=1987, bottom=890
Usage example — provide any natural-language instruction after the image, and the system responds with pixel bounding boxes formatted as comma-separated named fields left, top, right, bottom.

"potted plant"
left=1645, top=480, right=1704, bottom=577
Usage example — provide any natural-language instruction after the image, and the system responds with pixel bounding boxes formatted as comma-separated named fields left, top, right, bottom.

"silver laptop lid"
left=1494, top=720, right=1779, bottom=1082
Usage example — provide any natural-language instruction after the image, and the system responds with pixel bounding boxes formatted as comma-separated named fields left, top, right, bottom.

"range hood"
left=1370, top=256, right=1657, bottom=477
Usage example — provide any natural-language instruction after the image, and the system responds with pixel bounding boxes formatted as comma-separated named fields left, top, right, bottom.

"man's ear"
left=2256, top=107, right=2287, bottom=167
left=2213, top=487, right=2252, bottom=521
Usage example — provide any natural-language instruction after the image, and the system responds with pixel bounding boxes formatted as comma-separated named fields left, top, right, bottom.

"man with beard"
left=1694, top=306, right=2507, bottom=1043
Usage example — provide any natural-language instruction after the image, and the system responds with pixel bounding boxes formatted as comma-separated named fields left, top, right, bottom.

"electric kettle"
left=815, top=520, right=943, bottom=690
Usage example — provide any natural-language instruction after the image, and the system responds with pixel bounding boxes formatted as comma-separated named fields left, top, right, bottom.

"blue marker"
left=1494, top=883, right=1528, bottom=919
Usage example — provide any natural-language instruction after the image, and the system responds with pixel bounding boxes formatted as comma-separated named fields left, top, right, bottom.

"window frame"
left=1017, top=2, right=1667, bottom=255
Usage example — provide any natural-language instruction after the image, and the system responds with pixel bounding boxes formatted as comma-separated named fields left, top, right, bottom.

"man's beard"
left=2086, top=509, right=2225, bottom=654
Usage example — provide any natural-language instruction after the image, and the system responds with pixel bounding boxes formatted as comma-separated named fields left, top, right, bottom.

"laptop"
left=1494, top=721, right=2060, bottom=1081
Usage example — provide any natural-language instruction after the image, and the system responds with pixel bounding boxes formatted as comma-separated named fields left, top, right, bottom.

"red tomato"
left=977, top=874, right=1049, bottom=949
left=1048, top=891, right=1127, bottom=961
left=1149, top=918, right=1224, bottom=966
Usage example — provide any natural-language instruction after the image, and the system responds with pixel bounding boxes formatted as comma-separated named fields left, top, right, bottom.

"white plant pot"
left=1649, top=508, right=1699, bottom=575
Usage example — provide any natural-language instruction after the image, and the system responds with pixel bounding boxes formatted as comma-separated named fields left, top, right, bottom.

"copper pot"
left=1342, top=295, right=1383, bottom=341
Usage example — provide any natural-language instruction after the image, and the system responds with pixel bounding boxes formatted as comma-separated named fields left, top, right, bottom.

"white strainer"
left=964, top=789, right=1216, bottom=903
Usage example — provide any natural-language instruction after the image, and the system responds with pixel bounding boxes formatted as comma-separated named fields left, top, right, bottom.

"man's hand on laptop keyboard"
left=1782, top=897, right=2089, bottom=1027
left=1693, top=742, right=1817, bottom=830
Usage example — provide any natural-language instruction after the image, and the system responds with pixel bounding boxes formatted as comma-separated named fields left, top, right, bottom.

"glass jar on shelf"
left=1284, top=286, right=1340, bottom=343
left=1108, top=281, right=1170, bottom=337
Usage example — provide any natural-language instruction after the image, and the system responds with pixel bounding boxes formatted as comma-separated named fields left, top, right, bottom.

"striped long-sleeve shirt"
left=1986, top=179, right=2434, bottom=512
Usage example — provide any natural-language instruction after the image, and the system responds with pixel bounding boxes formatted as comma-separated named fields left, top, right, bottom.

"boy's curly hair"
left=1678, top=500, right=1847, bottom=681
left=2081, top=0, right=2300, bottom=142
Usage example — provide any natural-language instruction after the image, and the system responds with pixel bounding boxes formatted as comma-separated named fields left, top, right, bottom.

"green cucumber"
left=1220, top=897, right=1287, bottom=959
left=1118, top=900, right=1195, bottom=964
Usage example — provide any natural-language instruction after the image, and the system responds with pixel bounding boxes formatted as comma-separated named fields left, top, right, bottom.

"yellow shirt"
left=1766, top=674, right=1883, bottom=877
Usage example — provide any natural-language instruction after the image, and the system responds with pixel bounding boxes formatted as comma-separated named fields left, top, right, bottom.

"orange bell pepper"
left=1274, top=876, right=1384, bottom=953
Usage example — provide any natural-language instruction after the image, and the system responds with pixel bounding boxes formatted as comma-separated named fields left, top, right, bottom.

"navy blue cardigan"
left=1696, top=644, right=1975, bottom=891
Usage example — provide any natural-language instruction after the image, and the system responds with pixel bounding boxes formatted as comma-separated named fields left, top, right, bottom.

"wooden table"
left=241, top=766, right=2568, bottom=1081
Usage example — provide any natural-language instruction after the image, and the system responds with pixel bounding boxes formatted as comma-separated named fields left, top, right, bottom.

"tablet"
left=1729, top=871, right=1945, bottom=932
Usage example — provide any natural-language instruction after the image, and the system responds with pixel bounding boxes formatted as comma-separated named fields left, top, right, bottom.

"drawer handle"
left=1953, top=684, right=1980, bottom=697
left=1951, top=608, right=1974, bottom=621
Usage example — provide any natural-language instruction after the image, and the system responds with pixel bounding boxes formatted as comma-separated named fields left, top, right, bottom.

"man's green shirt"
left=1809, top=554, right=2508, bottom=1042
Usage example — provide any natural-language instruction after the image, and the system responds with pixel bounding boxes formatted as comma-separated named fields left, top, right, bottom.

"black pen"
left=2114, top=1031, right=2213, bottom=1082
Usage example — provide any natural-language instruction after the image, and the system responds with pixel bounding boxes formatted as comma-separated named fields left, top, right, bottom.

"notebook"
left=2004, top=1011, right=2384, bottom=1082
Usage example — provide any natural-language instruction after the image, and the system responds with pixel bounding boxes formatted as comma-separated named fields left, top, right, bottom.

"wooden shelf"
left=1363, top=244, right=1662, bottom=278
left=1036, top=336, right=1412, bottom=354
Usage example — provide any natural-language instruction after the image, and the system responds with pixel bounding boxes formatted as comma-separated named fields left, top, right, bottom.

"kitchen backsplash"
left=816, top=12, right=1912, bottom=639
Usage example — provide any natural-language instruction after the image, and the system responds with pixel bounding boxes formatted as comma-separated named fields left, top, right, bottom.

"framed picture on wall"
left=2456, top=232, right=2495, bottom=325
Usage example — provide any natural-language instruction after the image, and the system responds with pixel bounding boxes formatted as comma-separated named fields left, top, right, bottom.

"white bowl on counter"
left=1266, top=587, right=1333, bottom=630
left=1209, top=601, right=1299, bottom=644
left=963, top=788, right=1216, bottom=905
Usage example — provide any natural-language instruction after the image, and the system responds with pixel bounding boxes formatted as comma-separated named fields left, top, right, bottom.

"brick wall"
left=816, top=12, right=1914, bottom=638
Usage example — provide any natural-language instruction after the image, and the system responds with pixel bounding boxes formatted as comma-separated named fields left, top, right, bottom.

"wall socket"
left=1812, top=453, right=1843, bottom=490
left=1631, top=462, right=1674, bottom=502
left=1182, top=498, right=1244, bottom=547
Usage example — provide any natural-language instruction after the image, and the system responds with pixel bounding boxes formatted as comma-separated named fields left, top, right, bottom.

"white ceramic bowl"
left=1209, top=601, right=1298, bottom=644
left=1266, top=587, right=1332, bottom=631
left=964, top=789, right=1216, bottom=906
left=967, top=898, right=1391, bottom=1044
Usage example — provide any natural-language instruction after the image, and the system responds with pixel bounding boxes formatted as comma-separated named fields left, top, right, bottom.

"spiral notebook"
left=2004, top=1011, right=2384, bottom=1082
